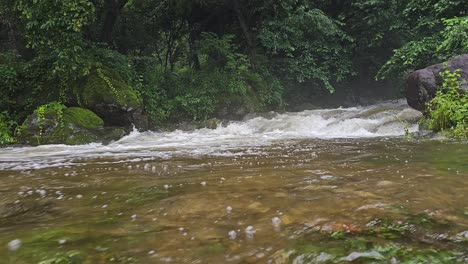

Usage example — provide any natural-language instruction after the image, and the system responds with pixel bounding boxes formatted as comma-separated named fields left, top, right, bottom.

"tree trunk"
left=188, top=22, right=201, bottom=71
left=232, top=0, right=257, bottom=69
left=99, top=0, right=128, bottom=45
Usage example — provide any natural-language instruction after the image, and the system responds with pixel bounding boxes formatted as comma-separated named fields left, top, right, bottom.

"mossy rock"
left=63, top=107, right=104, bottom=129
left=73, top=68, right=148, bottom=129
left=17, top=105, right=125, bottom=146
left=79, top=68, right=142, bottom=110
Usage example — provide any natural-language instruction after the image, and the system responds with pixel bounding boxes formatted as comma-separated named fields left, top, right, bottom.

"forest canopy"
left=0, top=0, right=467, bottom=141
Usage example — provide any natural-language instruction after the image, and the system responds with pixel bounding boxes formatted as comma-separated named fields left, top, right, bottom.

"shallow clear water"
left=0, top=101, right=467, bottom=263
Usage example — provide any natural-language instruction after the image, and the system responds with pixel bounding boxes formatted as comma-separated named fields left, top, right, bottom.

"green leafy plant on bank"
left=0, top=112, right=15, bottom=145
left=377, top=16, right=468, bottom=80
left=426, top=69, right=468, bottom=138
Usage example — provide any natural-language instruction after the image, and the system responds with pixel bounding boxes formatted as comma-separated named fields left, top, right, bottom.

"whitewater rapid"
left=0, top=100, right=422, bottom=170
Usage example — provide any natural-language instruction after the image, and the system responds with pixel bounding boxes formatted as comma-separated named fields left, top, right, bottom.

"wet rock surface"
left=406, top=54, right=468, bottom=111
left=18, top=106, right=126, bottom=145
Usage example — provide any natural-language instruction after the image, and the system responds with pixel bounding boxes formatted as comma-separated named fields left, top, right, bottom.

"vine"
left=97, top=68, right=121, bottom=102
left=33, top=102, right=66, bottom=144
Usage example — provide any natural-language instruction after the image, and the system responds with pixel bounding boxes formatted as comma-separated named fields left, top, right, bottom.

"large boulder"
left=74, top=68, right=149, bottom=130
left=406, top=54, right=468, bottom=111
left=18, top=106, right=125, bottom=145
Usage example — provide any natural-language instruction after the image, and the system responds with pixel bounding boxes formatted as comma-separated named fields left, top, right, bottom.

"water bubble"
left=102, top=204, right=108, bottom=209
left=226, top=206, right=233, bottom=214
left=36, top=189, right=46, bottom=197
left=76, top=194, right=83, bottom=199
left=7, top=239, right=21, bottom=251
left=228, top=230, right=237, bottom=240
left=272, top=217, right=281, bottom=229
left=245, top=226, right=256, bottom=239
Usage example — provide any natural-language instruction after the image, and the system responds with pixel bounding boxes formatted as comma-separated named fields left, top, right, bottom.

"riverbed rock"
left=406, top=54, right=468, bottom=111
left=18, top=106, right=126, bottom=145
left=73, top=68, right=149, bottom=130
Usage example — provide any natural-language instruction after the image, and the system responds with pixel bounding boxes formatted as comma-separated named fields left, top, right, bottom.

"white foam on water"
left=0, top=100, right=421, bottom=170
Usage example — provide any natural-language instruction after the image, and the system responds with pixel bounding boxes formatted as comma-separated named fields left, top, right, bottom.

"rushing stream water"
left=0, top=100, right=467, bottom=263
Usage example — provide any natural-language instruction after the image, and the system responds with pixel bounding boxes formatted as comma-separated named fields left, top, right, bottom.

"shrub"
left=426, top=69, right=468, bottom=138
left=0, top=112, right=15, bottom=145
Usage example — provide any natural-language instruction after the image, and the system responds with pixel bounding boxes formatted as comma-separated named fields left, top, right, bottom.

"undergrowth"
left=426, top=69, right=468, bottom=138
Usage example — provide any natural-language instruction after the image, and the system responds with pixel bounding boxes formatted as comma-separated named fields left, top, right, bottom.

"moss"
left=80, top=68, right=142, bottom=110
left=17, top=105, right=119, bottom=145
left=63, top=107, right=104, bottom=129
left=125, top=186, right=168, bottom=205
left=62, top=130, right=98, bottom=145
left=194, top=242, right=226, bottom=259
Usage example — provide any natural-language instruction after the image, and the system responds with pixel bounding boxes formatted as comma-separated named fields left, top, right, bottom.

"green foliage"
left=259, top=6, right=353, bottom=92
left=438, top=17, right=468, bottom=55
left=377, top=0, right=468, bottom=80
left=377, top=37, right=440, bottom=80
left=0, top=112, right=15, bottom=145
left=132, top=33, right=284, bottom=124
left=0, top=52, right=20, bottom=95
left=2, top=0, right=466, bottom=135
left=197, top=33, right=250, bottom=95
left=426, top=69, right=468, bottom=138
left=15, top=0, right=95, bottom=81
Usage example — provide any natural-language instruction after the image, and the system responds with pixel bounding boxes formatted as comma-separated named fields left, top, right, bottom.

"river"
left=0, top=100, right=467, bottom=263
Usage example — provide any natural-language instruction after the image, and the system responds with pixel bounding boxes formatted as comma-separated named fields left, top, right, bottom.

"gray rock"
left=406, top=54, right=468, bottom=111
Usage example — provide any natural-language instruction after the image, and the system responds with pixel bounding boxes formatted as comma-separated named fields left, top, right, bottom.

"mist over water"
left=0, top=100, right=421, bottom=170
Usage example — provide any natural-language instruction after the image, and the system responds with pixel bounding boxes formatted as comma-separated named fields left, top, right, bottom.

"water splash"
left=0, top=100, right=422, bottom=170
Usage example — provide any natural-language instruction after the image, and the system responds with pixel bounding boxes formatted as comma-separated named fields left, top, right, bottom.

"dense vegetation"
left=426, top=69, right=468, bottom=138
left=0, top=0, right=467, bottom=144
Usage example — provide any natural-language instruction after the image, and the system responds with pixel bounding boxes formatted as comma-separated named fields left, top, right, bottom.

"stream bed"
left=0, top=101, right=467, bottom=263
